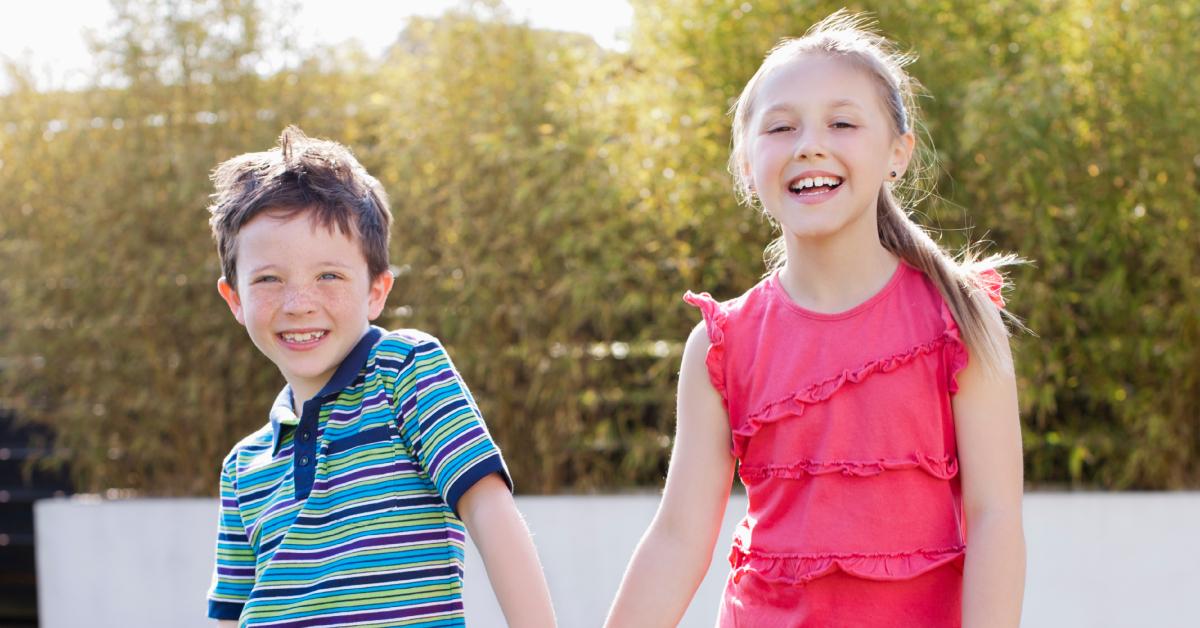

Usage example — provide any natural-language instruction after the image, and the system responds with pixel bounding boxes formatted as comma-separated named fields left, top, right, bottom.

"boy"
left=205, top=127, right=555, bottom=627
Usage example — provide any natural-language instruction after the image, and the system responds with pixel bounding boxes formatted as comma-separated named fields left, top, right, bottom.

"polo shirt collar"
left=268, top=325, right=384, bottom=454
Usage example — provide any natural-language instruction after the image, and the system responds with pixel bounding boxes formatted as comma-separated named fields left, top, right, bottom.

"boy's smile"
left=217, top=210, right=393, bottom=409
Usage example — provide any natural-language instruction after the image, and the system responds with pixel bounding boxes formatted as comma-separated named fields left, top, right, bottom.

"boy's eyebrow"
left=246, top=261, right=355, bottom=275
left=246, top=263, right=278, bottom=275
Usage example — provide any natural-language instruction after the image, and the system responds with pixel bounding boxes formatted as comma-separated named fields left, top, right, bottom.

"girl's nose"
left=792, top=130, right=827, bottom=161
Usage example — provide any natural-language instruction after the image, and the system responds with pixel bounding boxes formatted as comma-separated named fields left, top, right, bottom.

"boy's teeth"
left=282, top=331, right=325, bottom=342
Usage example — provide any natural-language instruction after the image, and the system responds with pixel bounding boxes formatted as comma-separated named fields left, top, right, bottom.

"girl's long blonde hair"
left=729, top=10, right=1022, bottom=374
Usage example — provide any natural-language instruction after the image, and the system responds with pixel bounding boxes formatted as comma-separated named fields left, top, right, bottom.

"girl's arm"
left=605, top=323, right=736, bottom=627
left=458, top=473, right=557, bottom=628
left=953, top=308, right=1027, bottom=628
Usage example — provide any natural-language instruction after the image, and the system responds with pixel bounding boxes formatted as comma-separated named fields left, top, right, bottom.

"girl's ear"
left=889, top=131, right=916, bottom=179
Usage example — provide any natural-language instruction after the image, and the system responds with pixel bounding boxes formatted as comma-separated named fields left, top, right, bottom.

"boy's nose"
left=281, top=286, right=318, bottom=315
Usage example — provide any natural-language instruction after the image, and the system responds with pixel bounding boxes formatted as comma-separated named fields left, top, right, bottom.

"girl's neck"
left=778, top=231, right=900, bottom=315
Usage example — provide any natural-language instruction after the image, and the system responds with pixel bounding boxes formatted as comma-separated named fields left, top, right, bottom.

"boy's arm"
left=954, top=307, right=1026, bottom=628
left=457, top=473, right=556, bottom=628
left=605, top=323, right=735, bottom=627
left=216, top=621, right=237, bottom=627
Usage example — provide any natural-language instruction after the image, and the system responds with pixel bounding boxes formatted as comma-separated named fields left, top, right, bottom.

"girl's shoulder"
left=682, top=272, right=776, bottom=321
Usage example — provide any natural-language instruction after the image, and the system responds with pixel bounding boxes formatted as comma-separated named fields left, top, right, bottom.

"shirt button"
left=299, top=431, right=311, bottom=442
left=299, top=455, right=311, bottom=466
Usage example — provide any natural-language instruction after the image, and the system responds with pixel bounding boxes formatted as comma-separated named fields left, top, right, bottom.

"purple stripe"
left=270, top=529, right=451, bottom=561
left=414, top=368, right=457, bottom=396
left=287, top=601, right=463, bottom=627
left=311, top=464, right=395, bottom=490
left=328, top=389, right=390, bottom=421
left=426, top=427, right=484, bottom=472
left=217, top=565, right=255, bottom=577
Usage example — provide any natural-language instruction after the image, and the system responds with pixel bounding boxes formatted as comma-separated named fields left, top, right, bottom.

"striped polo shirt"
left=207, top=326, right=511, bottom=626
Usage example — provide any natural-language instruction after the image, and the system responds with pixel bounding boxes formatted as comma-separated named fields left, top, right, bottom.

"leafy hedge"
left=1, top=0, right=1196, bottom=494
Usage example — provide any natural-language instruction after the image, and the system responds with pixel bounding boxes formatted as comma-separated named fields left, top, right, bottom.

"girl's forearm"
left=605, top=519, right=714, bottom=627
left=962, top=508, right=1026, bottom=628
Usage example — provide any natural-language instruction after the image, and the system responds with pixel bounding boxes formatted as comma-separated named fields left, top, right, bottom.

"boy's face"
left=217, top=210, right=393, bottom=405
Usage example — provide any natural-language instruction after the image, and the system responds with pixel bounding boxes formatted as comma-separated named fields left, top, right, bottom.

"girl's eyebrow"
left=829, top=98, right=864, bottom=110
left=760, top=99, right=865, bottom=117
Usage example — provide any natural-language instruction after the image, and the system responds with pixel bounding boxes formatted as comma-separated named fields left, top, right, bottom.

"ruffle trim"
left=735, top=329, right=959, bottom=457
left=941, top=298, right=970, bottom=395
left=739, top=453, right=958, bottom=482
left=945, top=267, right=1005, bottom=393
left=977, top=268, right=1006, bottom=308
left=729, top=543, right=965, bottom=585
left=683, top=291, right=728, bottom=403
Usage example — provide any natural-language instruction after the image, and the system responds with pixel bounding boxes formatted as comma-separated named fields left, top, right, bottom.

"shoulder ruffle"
left=734, top=329, right=958, bottom=457
left=738, top=453, right=958, bottom=482
left=941, top=298, right=971, bottom=395
left=683, top=291, right=728, bottom=404
left=942, top=268, right=1006, bottom=392
left=729, top=541, right=965, bottom=586
left=976, top=268, right=1006, bottom=308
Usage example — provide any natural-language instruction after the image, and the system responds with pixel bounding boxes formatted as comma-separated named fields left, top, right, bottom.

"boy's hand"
left=458, top=474, right=557, bottom=627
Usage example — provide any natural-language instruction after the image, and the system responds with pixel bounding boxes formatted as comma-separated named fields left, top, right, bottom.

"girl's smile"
left=786, top=171, right=845, bottom=204
left=745, top=55, right=910, bottom=242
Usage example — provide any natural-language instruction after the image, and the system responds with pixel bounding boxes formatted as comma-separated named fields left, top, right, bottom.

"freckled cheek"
left=319, top=283, right=368, bottom=316
left=241, top=291, right=285, bottom=328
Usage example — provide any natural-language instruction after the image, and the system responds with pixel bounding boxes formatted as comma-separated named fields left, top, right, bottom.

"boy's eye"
left=253, top=275, right=280, bottom=284
left=318, top=273, right=341, bottom=280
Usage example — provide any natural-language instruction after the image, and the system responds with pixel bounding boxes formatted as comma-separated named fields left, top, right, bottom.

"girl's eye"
left=832, top=121, right=857, bottom=129
left=767, top=125, right=794, bottom=134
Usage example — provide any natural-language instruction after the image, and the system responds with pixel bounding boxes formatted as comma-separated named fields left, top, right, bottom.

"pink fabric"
left=684, top=263, right=1002, bottom=627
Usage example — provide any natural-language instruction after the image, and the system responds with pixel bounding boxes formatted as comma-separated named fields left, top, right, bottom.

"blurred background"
left=1, top=0, right=1197, bottom=625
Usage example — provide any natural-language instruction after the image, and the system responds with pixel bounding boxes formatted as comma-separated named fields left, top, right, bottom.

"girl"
left=606, top=11, right=1025, bottom=628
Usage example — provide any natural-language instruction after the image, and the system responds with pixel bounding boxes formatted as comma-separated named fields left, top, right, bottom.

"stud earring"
left=890, top=170, right=898, bottom=179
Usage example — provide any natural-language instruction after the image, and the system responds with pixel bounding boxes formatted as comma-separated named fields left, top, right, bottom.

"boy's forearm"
left=216, top=620, right=238, bottom=627
left=458, top=475, right=556, bottom=628
left=962, top=508, right=1026, bottom=628
left=606, top=518, right=714, bottom=627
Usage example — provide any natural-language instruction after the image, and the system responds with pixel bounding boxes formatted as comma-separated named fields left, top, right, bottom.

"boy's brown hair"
left=207, top=126, right=392, bottom=286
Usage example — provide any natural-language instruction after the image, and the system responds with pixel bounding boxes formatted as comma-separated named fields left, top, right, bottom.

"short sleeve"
left=393, top=337, right=512, bottom=515
left=682, top=291, right=729, bottom=407
left=206, top=456, right=255, bottom=620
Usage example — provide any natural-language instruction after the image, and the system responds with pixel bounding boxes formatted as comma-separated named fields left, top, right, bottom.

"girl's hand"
left=605, top=323, right=736, bottom=628
left=953, top=305, right=1026, bottom=628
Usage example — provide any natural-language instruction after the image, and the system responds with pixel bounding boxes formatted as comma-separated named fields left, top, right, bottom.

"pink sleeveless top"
left=684, top=262, right=1002, bottom=626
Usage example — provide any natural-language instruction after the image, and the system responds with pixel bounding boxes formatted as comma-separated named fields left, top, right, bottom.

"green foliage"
left=1, top=0, right=1197, bottom=494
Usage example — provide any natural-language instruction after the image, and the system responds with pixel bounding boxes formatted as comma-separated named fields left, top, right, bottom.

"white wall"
left=35, top=493, right=1200, bottom=627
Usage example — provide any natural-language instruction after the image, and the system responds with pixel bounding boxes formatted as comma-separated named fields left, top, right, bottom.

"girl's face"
left=745, top=54, right=913, bottom=242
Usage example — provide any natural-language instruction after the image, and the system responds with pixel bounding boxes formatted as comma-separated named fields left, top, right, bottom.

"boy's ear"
left=367, top=271, right=395, bottom=321
left=217, top=277, right=246, bottom=325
